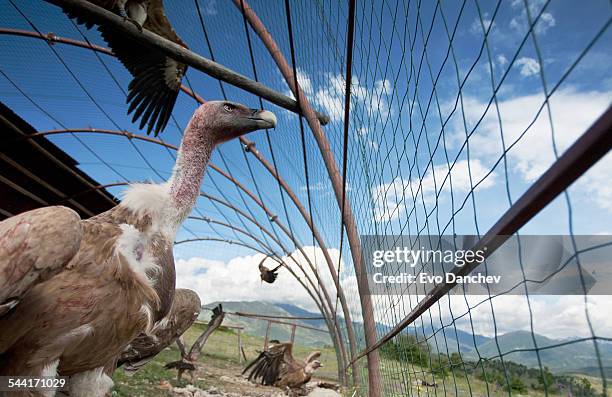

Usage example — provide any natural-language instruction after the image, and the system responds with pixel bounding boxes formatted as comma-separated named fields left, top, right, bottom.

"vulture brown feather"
left=0, top=101, right=276, bottom=397
left=60, top=0, right=188, bottom=136
left=117, top=288, right=201, bottom=374
left=243, top=343, right=322, bottom=391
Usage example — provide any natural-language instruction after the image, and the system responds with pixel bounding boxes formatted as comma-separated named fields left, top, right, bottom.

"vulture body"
left=258, top=257, right=281, bottom=284
left=0, top=101, right=276, bottom=396
left=60, top=0, right=188, bottom=135
left=243, top=343, right=322, bottom=390
left=0, top=207, right=82, bottom=317
left=117, top=288, right=202, bottom=374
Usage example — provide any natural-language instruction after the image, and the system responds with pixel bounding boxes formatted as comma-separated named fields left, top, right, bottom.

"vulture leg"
left=177, top=368, right=184, bottom=381
left=0, top=206, right=82, bottom=318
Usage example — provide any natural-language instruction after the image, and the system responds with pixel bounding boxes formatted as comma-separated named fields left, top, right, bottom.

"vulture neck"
left=168, top=118, right=215, bottom=223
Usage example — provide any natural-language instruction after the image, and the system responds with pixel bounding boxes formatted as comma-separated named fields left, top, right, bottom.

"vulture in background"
left=165, top=303, right=225, bottom=382
left=243, top=343, right=323, bottom=391
left=59, top=0, right=189, bottom=135
left=258, top=256, right=282, bottom=284
left=117, top=288, right=202, bottom=374
left=0, top=101, right=276, bottom=397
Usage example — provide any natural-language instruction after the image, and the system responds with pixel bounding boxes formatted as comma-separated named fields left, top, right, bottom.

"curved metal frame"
left=2, top=26, right=358, bottom=384
left=232, top=1, right=377, bottom=390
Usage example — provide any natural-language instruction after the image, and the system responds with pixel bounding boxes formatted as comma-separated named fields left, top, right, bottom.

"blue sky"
left=1, top=0, right=611, bottom=339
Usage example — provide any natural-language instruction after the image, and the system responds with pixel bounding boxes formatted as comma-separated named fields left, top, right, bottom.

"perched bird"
left=60, top=0, right=189, bottom=135
left=117, top=288, right=202, bottom=374
left=258, top=256, right=282, bottom=284
left=164, top=303, right=225, bottom=382
left=243, top=343, right=323, bottom=391
left=0, top=101, right=276, bottom=397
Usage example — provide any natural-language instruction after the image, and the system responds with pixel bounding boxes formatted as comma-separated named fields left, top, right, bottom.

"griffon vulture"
left=258, top=256, right=282, bottom=284
left=243, top=343, right=322, bottom=390
left=164, top=303, right=224, bottom=382
left=59, top=0, right=189, bottom=135
left=117, top=288, right=201, bottom=374
left=0, top=101, right=276, bottom=397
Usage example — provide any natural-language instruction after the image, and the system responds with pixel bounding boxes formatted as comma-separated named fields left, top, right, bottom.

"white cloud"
left=509, top=0, right=556, bottom=34
left=372, top=159, right=497, bottom=222
left=175, top=252, right=612, bottom=340
left=287, top=71, right=392, bottom=124
left=176, top=247, right=351, bottom=315
left=497, top=54, right=509, bottom=67
left=515, top=57, right=541, bottom=77
left=448, top=88, right=612, bottom=211
left=200, top=0, right=217, bottom=16
left=469, top=15, right=494, bottom=35
left=375, top=294, right=612, bottom=339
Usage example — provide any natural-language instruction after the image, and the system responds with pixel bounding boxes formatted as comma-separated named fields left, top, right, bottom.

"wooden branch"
left=187, top=304, right=225, bottom=361
left=42, top=0, right=330, bottom=125
left=176, top=337, right=187, bottom=360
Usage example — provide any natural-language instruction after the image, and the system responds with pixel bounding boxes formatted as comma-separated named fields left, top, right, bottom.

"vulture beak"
left=247, top=109, right=277, bottom=129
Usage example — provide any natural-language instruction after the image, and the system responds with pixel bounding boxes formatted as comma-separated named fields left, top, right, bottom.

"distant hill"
left=464, top=330, right=612, bottom=373
left=200, top=301, right=332, bottom=347
left=200, top=301, right=612, bottom=374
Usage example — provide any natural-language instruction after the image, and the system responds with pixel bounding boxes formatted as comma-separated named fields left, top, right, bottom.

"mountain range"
left=200, top=300, right=612, bottom=375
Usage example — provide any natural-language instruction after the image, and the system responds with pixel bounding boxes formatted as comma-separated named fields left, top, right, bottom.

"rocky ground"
left=165, top=361, right=342, bottom=397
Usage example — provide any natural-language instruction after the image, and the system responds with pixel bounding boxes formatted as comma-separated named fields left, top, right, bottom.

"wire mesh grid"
left=1, top=0, right=611, bottom=396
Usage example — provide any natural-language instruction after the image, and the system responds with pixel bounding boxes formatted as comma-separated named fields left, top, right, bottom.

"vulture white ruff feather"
left=0, top=101, right=276, bottom=396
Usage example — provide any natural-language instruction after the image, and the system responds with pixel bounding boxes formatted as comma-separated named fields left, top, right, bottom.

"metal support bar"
left=264, top=320, right=271, bottom=350
left=36, top=2, right=331, bottom=125
left=349, top=105, right=612, bottom=365
left=232, top=0, right=379, bottom=392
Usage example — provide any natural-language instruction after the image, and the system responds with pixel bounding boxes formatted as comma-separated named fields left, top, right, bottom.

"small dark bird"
left=243, top=343, right=322, bottom=391
left=258, top=256, right=282, bottom=284
left=117, top=288, right=202, bottom=374
left=59, top=0, right=189, bottom=135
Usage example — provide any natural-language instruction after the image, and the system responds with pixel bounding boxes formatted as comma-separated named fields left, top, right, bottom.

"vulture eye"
left=223, top=104, right=235, bottom=112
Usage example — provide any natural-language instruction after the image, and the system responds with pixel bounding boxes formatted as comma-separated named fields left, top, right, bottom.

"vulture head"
left=193, top=101, right=277, bottom=144
left=305, top=360, right=323, bottom=375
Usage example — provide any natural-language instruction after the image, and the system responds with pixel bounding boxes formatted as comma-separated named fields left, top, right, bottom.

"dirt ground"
left=130, top=354, right=342, bottom=397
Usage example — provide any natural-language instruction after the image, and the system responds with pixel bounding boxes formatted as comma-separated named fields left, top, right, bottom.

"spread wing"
left=305, top=351, right=321, bottom=364
left=99, top=0, right=188, bottom=136
left=0, top=206, right=82, bottom=317
left=243, top=343, right=293, bottom=386
left=60, top=0, right=188, bottom=136
left=118, top=289, right=201, bottom=373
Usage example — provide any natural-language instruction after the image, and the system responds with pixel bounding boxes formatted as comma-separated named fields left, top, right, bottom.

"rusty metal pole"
left=290, top=324, right=297, bottom=344
left=240, top=140, right=361, bottom=382
left=264, top=320, right=271, bottom=350
left=237, top=328, right=243, bottom=363
left=232, top=1, right=381, bottom=394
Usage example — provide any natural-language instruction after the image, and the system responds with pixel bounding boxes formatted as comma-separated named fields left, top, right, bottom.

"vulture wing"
left=118, top=288, right=201, bottom=374
left=243, top=343, right=293, bottom=386
left=99, top=0, right=188, bottom=136
left=305, top=350, right=321, bottom=364
left=60, top=0, right=188, bottom=136
left=0, top=207, right=82, bottom=317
